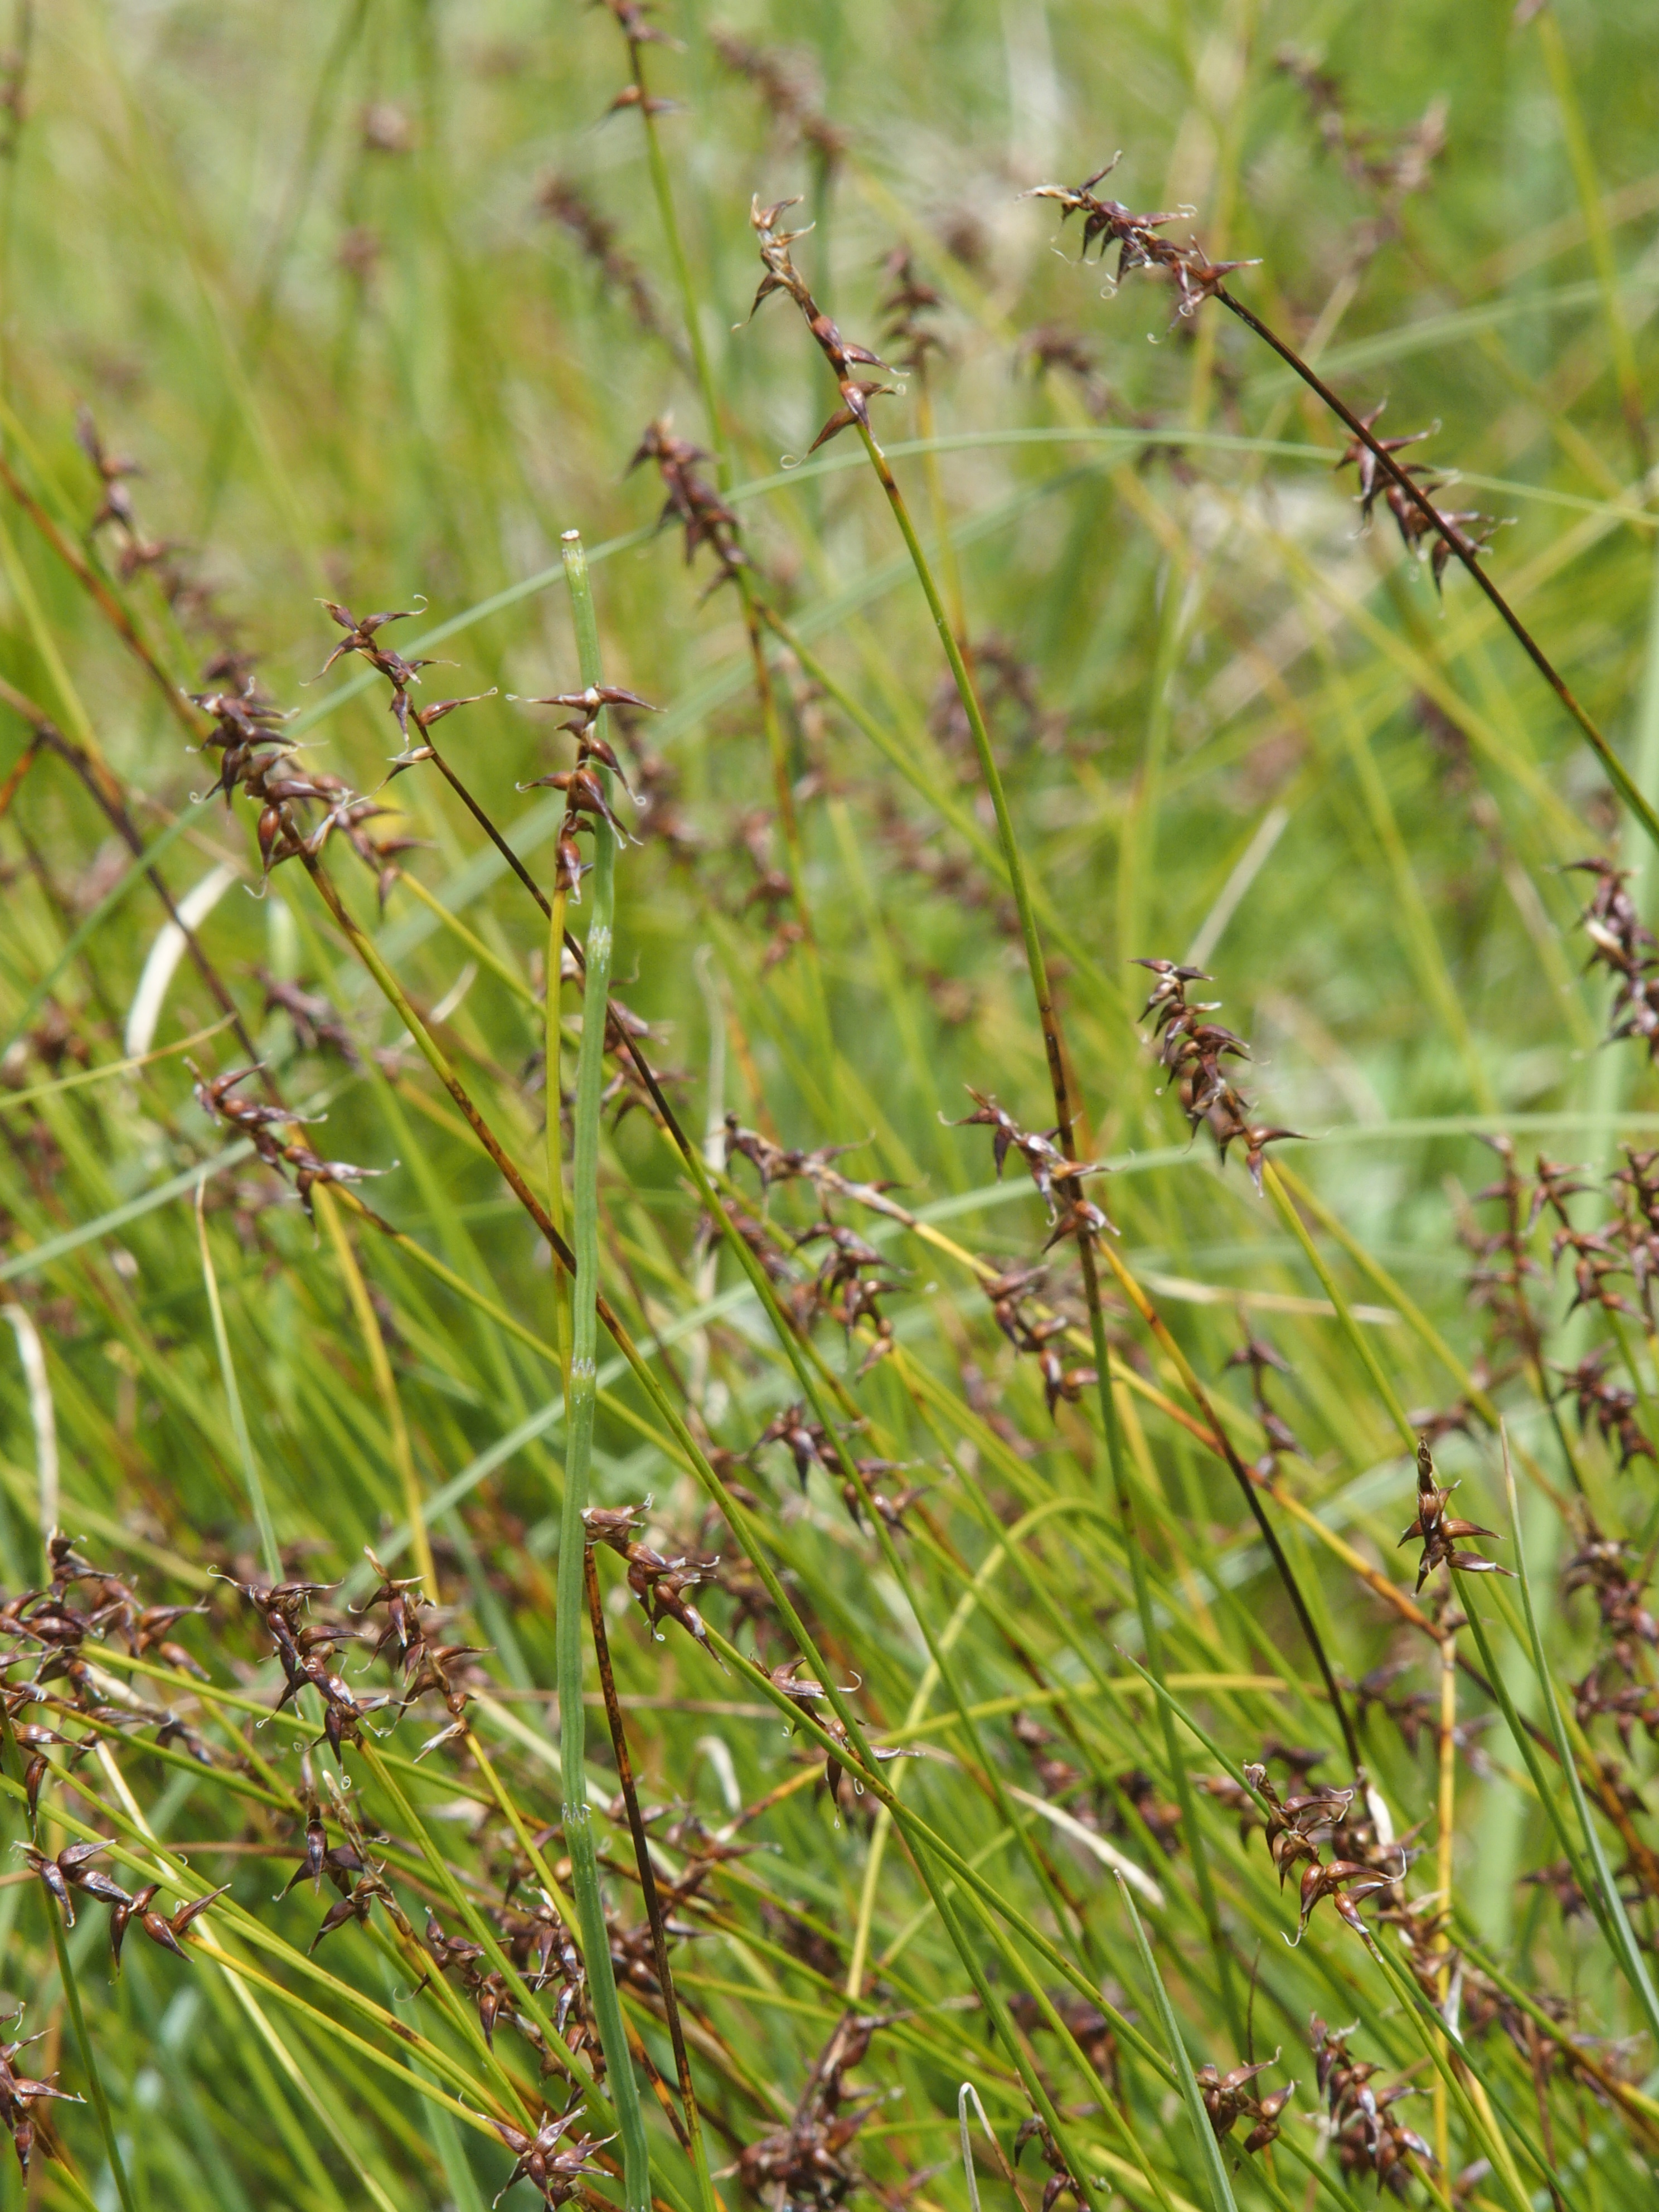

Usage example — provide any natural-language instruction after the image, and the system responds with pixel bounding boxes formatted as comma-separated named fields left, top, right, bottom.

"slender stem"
left=1262, top=1162, right=1416, bottom=1450
left=300, top=767, right=1205, bottom=2077
left=592, top=49, right=1109, bottom=1061
left=1214, top=284, right=1659, bottom=852
left=315, top=1185, right=435, bottom=1593
left=841, top=410, right=1356, bottom=1843
left=584, top=1548, right=717, bottom=2212
left=557, top=528, right=652, bottom=2212
left=546, top=877, right=571, bottom=1393
left=837, top=413, right=1253, bottom=2017
left=1097, top=1216, right=1362, bottom=1770
left=1434, top=1625, right=1457, bottom=2176
left=630, top=37, right=835, bottom=1066
left=853, top=424, right=1073, bottom=1123
left=299, top=851, right=567, bottom=1255
left=0, top=731, right=41, bottom=820
left=1532, top=8, right=1649, bottom=472
left=429, top=745, right=552, bottom=918
left=48, top=1910, right=138, bottom=2212
left=632, top=46, right=720, bottom=455
left=195, top=1183, right=282, bottom=1580
left=24, top=714, right=265, bottom=1076
left=1361, top=1930, right=1535, bottom=2212
left=913, top=361, right=968, bottom=647
left=0, top=451, right=201, bottom=743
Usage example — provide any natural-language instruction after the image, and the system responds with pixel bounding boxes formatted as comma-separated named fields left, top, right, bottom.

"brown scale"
left=1398, top=1438, right=1512, bottom=1592
left=509, top=681, right=657, bottom=907
left=583, top=1503, right=719, bottom=1661
left=711, top=32, right=848, bottom=172
left=1025, top=158, right=1260, bottom=321
left=0, top=2010, right=83, bottom=2180
left=75, top=408, right=236, bottom=642
left=538, top=175, right=664, bottom=342
left=949, top=1085, right=1110, bottom=1225
left=488, top=2106, right=612, bottom=2209
left=20, top=1839, right=227, bottom=1972
left=1012, top=2115, right=1087, bottom=2212
left=1553, top=1350, right=1656, bottom=1471
left=629, top=417, right=746, bottom=591
left=1194, top=2055, right=1296, bottom=2156
left=769, top=1659, right=920, bottom=1801
left=751, top=1401, right=837, bottom=1491
left=738, top=2012, right=887, bottom=2212
left=1225, top=1333, right=1303, bottom=1476
left=1563, top=1525, right=1659, bottom=1674
left=1132, top=959, right=1301, bottom=1190
left=1310, top=2017, right=1434, bottom=2197
left=1459, top=1134, right=1546, bottom=1359
left=219, top=1566, right=402, bottom=1764
left=746, top=199, right=896, bottom=457
left=1240, top=1763, right=1404, bottom=1946
left=189, top=1060, right=394, bottom=1221
left=1571, top=858, right=1659, bottom=1063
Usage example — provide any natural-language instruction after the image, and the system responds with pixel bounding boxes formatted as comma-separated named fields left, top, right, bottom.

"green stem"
left=1262, top=1164, right=1417, bottom=1451
left=546, top=876, right=571, bottom=1395
left=852, top=423, right=1071, bottom=1123
left=584, top=1549, right=717, bottom=2212
left=629, top=41, right=835, bottom=1085
left=1215, top=282, right=1659, bottom=856
left=300, top=779, right=1210, bottom=2131
left=632, top=49, right=720, bottom=458
left=195, top=1185, right=282, bottom=1580
left=846, top=415, right=1247, bottom=2024
left=48, top=1910, right=139, bottom=2212
left=557, top=528, right=652, bottom=2212
left=1117, top=1876, right=1238, bottom=2212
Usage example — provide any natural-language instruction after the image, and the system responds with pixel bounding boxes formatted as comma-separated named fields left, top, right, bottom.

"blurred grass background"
left=1, top=0, right=1658, bottom=2207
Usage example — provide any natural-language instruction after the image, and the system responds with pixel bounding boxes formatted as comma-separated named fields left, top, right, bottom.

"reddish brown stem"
left=426, top=746, right=554, bottom=919
left=583, top=1546, right=705, bottom=2155
left=0, top=453, right=202, bottom=743
left=1215, top=285, right=1659, bottom=848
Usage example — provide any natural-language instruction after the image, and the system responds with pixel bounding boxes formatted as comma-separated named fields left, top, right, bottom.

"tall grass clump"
left=2, top=2, right=1659, bottom=2208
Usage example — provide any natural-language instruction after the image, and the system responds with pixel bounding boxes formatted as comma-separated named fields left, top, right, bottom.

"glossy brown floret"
left=1195, top=2054, right=1296, bottom=2154
left=769, top=1658, right=919, bottom=1800
left=738, top=2013, right=886, bottom=2212
left=1398, top=1438, right=1512, bottom=1592
left=1131, top=960, right=1303, bottom=1189
left=747, top=198, right=896, bottom=456
left=583, top=1502, right=720, bottom=1662
left=1310, top=2016, right=1435, bottom=2195
left=1013, top=2113, right=1088, bottom=2212
left=488, top=2105, right=612, bottom=2208
left=1024, top=158, right=1260, bottom=321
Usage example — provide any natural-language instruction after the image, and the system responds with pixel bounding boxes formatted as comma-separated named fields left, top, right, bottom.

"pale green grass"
left=0, top=3, right=1657, bottom=2209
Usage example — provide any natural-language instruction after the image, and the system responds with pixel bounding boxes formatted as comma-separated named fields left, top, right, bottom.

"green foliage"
left=1, top=2, right=1658, bottom=2208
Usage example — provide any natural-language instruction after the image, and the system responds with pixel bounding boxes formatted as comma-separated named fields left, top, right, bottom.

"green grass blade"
left=1500, top=1437, right=1659, bottom=2050
left=556, top=527, right=653, bottom=2212
left=1115, top=1874, right=1238, bottom=2212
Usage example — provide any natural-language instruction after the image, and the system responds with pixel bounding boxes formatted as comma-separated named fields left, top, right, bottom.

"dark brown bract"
left=583, top=1502, right=720, bottom=1659
left=488, top=2106, right=612, bottom=2209
left=748, top=200, right=896, bottom=456
left=1195, top=2054, right=1295, bottom=2154
left=1132, top=959, right=1302, bottom=1188
left=1311, top=2017, right=1435, bottom=2196
left=1398, top=1438, right=1512, bottom=1592
left=739, top=2014, right=886, bottom=2212
left=1025, top=159, right=1260, bottom=321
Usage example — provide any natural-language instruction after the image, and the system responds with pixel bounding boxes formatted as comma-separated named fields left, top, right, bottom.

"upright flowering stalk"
left=553, top=528, right=653, bottom=2212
